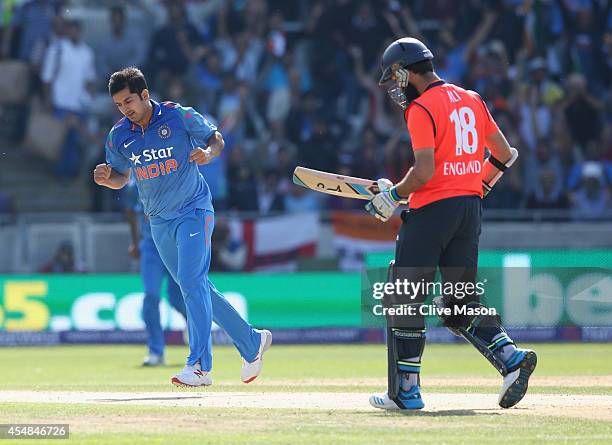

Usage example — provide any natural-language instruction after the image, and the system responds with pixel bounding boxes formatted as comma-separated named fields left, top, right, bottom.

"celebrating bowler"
left=94, top=67, right=272, bottom=387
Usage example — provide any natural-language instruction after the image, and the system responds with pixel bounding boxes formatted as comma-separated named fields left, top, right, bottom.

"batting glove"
left=395, top=68, right=410, bottom=88
left=365, top=178, right=402, bottom=222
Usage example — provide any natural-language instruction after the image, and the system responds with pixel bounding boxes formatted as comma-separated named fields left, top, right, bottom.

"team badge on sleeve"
left=158, top=124, right=171, bottom=139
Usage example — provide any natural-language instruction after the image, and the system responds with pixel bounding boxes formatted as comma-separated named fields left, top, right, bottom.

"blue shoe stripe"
left=505, top=350, right=526, bottom=370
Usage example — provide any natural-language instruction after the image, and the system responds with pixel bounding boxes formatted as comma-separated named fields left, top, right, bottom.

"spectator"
left=233, top=30, right=264, bottom=85
left=257, top=169, right=285, bottom=215
left=276, top=146, right=297, bottom=181
left=524, top=140, right=564, bottom=200
left=561, top=73, right=605, bottom=151
left=251, top=120, right=297, bottom=176
left=218, top=76, right=243, bottom=127
left=227, top=145, right=258, bottom=212
left=96, top=6, right=145, bottom=82
left=528, top=57, right=564, bottom=107
left=145, top=2, right=204, bottom=88
left=517, top=61, right=558, bottom=152
left=557, top=0, right=611, bottom=90
left=39, top=241, right=83, bottom=273
left=194, top=47, right=223, bottom=113
left=2, top=0, right=61, bottom=101
left=297, top=117, right=340, bottom=174
left=471, top=41, right=513, bottom=107
left=284, top=184, right=320, bottom=213
left=348, top=45, right=397, bottom=137
left=570, top=162, right=611, bottom=220
left=1, top=0, right=58, bottom=62
left=526, top=168, right=569, bottom=209
left=487, top=0, right=527, bottom=64
left=348, top=1, right=391, bottom=68
left=41, top=19, right=95, bottom=178
left=286, top=91, right=319, bottom=146
left=351, top=127, right=382, bottom=179
left=165, top=77, right=192, bottom=105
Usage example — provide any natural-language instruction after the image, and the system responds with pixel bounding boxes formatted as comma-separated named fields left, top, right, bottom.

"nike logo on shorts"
left=190, top=232, right=200, bottom=237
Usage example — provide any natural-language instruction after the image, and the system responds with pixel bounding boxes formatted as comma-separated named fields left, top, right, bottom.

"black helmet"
left=379, top=37, right=434, bottom=85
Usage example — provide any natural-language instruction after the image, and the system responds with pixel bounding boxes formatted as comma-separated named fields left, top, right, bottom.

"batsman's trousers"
left=391, top=194, right=482, bottom=329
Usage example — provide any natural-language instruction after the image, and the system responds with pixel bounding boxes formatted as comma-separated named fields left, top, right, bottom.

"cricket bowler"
left=366, top=38, right=537, bottom=410
left=94, top=67, right=272, bottom=387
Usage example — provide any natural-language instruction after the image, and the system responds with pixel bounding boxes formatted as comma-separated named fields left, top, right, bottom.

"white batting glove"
left=395, top=68, right=410, bottom=88
left=365, top=178, right=402, bottom=222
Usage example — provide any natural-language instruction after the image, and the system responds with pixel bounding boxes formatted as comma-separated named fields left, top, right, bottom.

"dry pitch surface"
left=2, top=387, right=612, bottom=421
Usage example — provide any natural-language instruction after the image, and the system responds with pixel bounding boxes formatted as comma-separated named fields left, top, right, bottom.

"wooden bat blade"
left=292, top=166, right=381, bottom=200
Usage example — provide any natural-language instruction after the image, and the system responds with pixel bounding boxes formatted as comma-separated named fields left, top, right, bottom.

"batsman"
left=366, top=38, right=537, bottom=410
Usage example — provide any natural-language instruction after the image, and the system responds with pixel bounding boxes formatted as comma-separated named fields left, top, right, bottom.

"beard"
left=387, top=84, right=421, bottom=110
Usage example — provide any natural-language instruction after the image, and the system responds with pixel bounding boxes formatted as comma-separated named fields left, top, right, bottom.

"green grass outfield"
left=1, top=343, right=611, bottom=444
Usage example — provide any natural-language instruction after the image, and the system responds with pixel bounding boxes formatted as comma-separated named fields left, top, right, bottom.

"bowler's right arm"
left=95, top=130, right=131, bottom=189
left=93, top=164, right=130, bottom=189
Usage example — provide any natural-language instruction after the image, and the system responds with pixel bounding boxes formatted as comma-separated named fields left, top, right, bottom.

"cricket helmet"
left=379, top=37, right=434, bottom=85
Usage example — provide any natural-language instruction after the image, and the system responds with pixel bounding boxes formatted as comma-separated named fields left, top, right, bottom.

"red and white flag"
left=240, top=213, right=319, bottom=271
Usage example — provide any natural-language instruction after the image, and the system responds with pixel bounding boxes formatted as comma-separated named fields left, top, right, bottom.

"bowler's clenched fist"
left=94, top=163, right=112, bottom=186
left=189, top=147, right=213, bottom=165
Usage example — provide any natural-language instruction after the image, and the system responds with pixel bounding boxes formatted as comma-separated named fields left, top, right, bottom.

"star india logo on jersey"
left=158, top=124, right=171, bottom=139
left=130, top=146, right=178, bottom=180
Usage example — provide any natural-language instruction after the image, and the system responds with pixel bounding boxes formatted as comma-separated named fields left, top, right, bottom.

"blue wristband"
left=389, top=187, right=403, bottom=203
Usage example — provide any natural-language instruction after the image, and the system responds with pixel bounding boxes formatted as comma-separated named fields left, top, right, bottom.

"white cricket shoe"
left=369, top=386, right=424, bottom=410
left=142, top=353, right=164, bottom=367
left=171, top=362, right=212, bottom=387
left=241, top=329, right=272, bottom=383
left=369, top=392, right=402, bottom=410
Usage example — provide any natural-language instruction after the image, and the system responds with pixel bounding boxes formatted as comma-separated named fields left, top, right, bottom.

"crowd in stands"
left=0, top=0, right=610, bottom=219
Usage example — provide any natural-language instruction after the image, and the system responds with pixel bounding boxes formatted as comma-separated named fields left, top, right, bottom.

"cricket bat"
left=292, top=166, right=408, bottom=203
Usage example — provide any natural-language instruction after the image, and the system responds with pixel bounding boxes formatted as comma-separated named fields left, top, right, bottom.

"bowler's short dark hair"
left=108, top=67, right=148, bottom=97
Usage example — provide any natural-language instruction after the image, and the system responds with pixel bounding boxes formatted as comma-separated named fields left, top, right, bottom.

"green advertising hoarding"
left=365, top=249, right=611, bottom=328
left=0, top=273, right=361, bottom=331
left=366, top=249, right=612, bottom=268
left=0, top=250, right=610, bottom=332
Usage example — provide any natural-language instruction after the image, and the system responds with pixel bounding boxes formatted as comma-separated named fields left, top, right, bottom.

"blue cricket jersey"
left=105, top=100, right=217, bottom=219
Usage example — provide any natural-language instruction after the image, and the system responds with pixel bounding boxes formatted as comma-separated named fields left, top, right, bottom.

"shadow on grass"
left=371, top=409, right=502, bottom=417
left=134, top=364, right=184, bottom=369
left=94, top=392, right=262, bottom=403
left=95, top=396, right=205, bottom=402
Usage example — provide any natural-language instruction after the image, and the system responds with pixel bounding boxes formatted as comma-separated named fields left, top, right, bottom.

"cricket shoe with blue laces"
left=498, top=349, right=537, bottom=408
left=369, top=386, right=424, bottom=410
left=241, top=329, right=272, bottom=383
left=171, top=361, right=212, bottom=387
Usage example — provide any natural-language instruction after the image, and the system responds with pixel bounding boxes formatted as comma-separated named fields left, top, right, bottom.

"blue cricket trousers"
left=150, top=209, right=260, bottom=370
left=140, top=237, right=186, bottom=356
